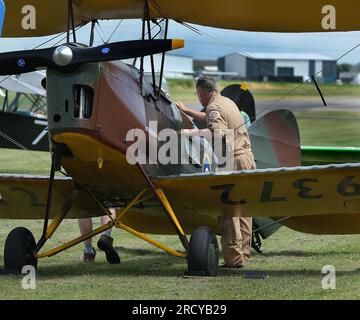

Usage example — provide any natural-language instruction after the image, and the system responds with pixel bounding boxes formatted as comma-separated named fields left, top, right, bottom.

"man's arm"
left=176, top=101, right=206, bottom=122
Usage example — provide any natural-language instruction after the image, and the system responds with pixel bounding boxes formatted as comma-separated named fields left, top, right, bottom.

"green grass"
left=168, top=80, right=360, bottom=103
left=0, top=149, right=51, bottom=175
left=1, top=111, right=360, bottom=299
left=296, top=111, right=360, bottom=147
left=1, top=220, right=360, bottom=299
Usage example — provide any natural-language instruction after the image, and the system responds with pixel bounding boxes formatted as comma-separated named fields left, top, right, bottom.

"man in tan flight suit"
left=176, top=76, right=256, bottom=268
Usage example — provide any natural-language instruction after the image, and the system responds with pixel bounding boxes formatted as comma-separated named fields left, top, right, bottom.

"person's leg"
left=100, top=208, right=115, bottom=237
left=218, top=215, right=244, bottom=267
left=78, top=218, right=96, bottom=262
left=240, top=217, right=252, bottom=264
left=97, top=208, right=120, bottom=264
left=218, top=154, right=255, bottom=268
left=235, top=153, right=256, bottom=265
left=239, top=152, right=256, bottom=264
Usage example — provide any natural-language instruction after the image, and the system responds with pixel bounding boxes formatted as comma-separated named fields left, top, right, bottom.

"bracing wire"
left=176, top=20, right=360, bottom=129
left=178, top=21, right=311, bottom=98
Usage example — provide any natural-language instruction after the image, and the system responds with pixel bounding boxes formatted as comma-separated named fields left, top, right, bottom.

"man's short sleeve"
left=206, top=105, right=227, bottom=131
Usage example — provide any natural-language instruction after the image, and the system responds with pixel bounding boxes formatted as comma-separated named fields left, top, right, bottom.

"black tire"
left=188, top=226, right=219, bottom=277
left=4, top=227, right=37, bottom=274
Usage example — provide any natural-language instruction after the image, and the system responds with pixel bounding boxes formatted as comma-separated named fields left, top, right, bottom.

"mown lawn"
left=1, top=111, right=360, bottom=299
left=1, top=219, right=360, bottom=300
left=168, top=80, right=360, bottom=103
left=297, top=111, right=360, bottom=147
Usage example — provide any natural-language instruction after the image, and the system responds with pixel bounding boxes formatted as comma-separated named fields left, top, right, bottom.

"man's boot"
left=97, top=234, right=120, bottom=264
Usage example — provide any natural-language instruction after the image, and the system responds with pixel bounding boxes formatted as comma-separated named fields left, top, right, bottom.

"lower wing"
left=2, top=163, right=360, bottom=225
left=0, top=174, right=103, bottom=219
left=153, top=163, right=360, bottom=218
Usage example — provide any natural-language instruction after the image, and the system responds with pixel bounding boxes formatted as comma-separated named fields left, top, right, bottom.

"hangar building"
left=218, top=52, right=337, bottom=82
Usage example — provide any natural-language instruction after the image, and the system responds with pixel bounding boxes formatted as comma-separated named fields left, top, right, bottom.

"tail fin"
left=249, top=109, right=301, bottom=169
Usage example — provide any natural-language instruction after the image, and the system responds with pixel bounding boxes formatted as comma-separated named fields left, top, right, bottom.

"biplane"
left=1, top=0, right=360, bottom=277
left=0, top=71, right=49, bottom=151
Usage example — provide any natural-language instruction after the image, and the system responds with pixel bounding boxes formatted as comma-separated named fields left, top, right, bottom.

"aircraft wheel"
left=187, top=226, right=219, bottom=277
left=4, top=227, right=38, bottom=274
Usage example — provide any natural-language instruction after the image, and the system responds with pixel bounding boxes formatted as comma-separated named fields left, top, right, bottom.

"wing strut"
left=311, top=76, right=327, bottom=107
left=158, top=18, right=169, bottom=99
left=144, top=0, right=157, bottom=97
left=35, top=187, right=187, bottom=259
left=136, top=163, right=190, bottom=252
left=34, top=150, right=57, bottom=252
left=34, top=144, right=73, bottom=253
left=66, top=0, right=76, bottom=43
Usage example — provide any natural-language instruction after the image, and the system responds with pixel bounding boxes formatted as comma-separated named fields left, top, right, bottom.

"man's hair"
left=196, top=76, right=218, bottom=93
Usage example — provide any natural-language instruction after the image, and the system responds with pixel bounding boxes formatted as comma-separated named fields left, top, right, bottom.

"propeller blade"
left=0, top=47, right=54, bottom=75
left=0, top=39, right=184, bottom=76
left=71, top=39, right=184, bottom=65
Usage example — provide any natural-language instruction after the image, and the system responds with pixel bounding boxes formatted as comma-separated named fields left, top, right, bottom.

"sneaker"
left=84, top=247, right=96, bottom=262
left=97, top=234, right=120, bottom=264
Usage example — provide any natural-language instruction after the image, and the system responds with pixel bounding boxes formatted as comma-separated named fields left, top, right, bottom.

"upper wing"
left=301, top=146, right=360, bottom=166
left=0, top=174, right=104, bottom=219
left=153, top=163, right=360, bottom=218
left=3, top=0, right=360, bottom=37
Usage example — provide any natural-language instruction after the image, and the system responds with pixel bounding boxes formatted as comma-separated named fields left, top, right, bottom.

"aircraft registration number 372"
left=212, top=175, right=360, bottom=205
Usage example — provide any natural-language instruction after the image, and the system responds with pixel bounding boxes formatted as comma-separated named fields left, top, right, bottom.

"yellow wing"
left=3, top=0, right=360, bottom=37
left=114, top=163, right=360, bottom=235
left=153, top=163, right=360, bottom=219
left=2, top=164, right=360, bottom=235
left=0, top=174, right=104, bottom=219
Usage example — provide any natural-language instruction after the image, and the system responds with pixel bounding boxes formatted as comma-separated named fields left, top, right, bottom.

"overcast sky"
left=1, top=19, right=360, bottom=65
